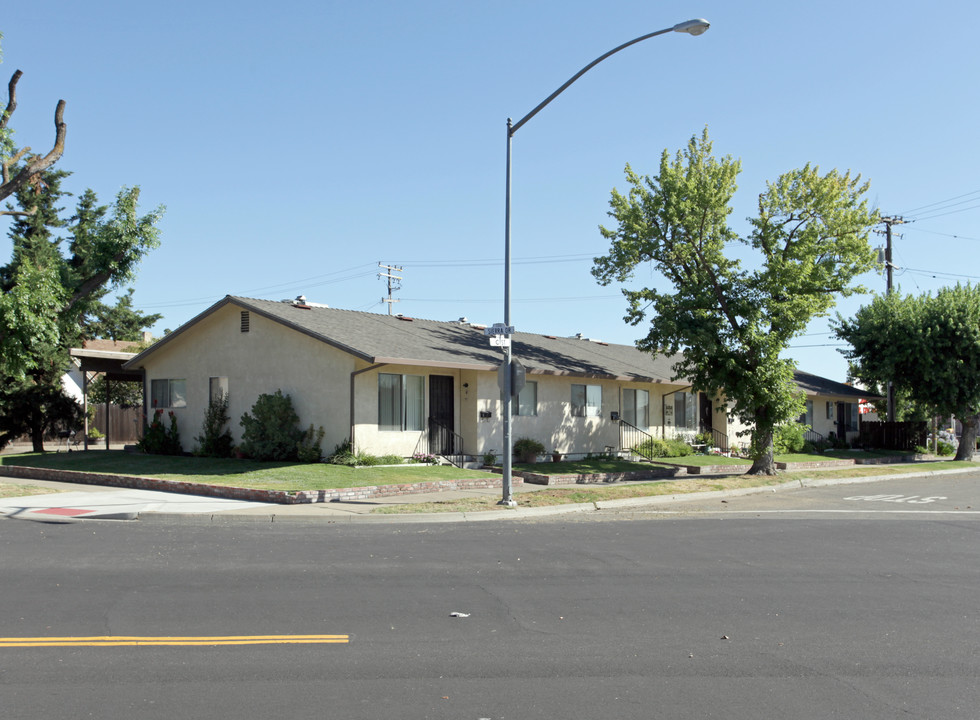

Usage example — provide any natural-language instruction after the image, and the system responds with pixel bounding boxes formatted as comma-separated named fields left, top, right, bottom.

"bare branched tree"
left=1, top=70, right=67, bottom=214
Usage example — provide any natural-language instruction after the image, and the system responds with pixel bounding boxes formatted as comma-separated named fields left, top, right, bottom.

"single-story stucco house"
left=122, top=295, right=869, bottom=461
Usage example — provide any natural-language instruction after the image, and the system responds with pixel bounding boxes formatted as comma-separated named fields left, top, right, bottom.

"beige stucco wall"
left=352, top=364, right=467, bottom=457
left=472, top=375, right=692, bottom=459
left=135, top=304, right=355, bottom=453
left=724, top=394, right=865, bottom=450
left=807, top=396, right=862, bottom=442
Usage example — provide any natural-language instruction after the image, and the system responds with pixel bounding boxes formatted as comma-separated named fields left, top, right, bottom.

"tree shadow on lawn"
left=0, top=451, right=297, bottom=477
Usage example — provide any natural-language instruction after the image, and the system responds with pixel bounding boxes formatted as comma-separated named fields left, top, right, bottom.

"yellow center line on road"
left=0, top=634, right=349, bottom=648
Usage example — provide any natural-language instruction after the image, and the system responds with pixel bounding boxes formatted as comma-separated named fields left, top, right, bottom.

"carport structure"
left=69, top=347, right=144, bottom=450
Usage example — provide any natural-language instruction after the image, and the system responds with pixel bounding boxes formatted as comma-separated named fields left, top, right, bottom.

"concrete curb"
left=136, top=502, right=601, bottom=525
left=5, top=461, right=976, bottom=525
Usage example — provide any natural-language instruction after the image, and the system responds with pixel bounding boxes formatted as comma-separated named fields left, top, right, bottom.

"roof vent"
left=396, top=315, right=414, bottom=322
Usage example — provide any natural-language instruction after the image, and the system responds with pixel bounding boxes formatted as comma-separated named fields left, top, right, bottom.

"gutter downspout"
left=350, top=363, right=387, bottom=451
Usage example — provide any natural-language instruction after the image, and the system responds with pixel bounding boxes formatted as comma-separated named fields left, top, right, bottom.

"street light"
left=498, top=18, right=710, bottom=506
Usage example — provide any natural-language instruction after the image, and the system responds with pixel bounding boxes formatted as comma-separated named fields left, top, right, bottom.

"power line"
left=903, top=267, right=980, bottom=281
left=909, top=201, right=980, bottom=222
left=904, top=226, right=980, bottom=242
left=899, top=188, right=980, bottom=216
left=400, top=294, right=622, bottom=304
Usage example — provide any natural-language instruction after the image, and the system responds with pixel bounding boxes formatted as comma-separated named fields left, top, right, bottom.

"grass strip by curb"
left=371, top=460, right=976, bottom=514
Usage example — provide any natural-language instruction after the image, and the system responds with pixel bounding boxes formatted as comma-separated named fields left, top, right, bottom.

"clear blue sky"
left=3, top=0, right=977, bottom=383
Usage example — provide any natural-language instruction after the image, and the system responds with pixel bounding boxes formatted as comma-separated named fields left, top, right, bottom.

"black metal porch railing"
left=413, top=418, right=466, bottom=468
left=803, top=428, right=825, bottom=444
left=619, top=420, right=656, bottom=460
left=699, top=424, right=730, bottom=454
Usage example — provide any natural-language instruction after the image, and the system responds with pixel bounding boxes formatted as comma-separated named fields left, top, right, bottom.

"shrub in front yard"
left=139, top=409, right=182, bottom=455
left=633, top=437, right=693, bottom=458
left=296, top=424, right=326, bottom=463
left=194, top=393, right=234, bottom=458
left=239, top=390, right=303, bottom=461
left=936, top=440, right=956, bottom=456
left=514, top=437, right=545, bottom=462
left=774, top=423, right=806, bottom=454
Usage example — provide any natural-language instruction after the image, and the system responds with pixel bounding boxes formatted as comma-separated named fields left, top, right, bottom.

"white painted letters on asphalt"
left=843, top=495, right=948, bottom=504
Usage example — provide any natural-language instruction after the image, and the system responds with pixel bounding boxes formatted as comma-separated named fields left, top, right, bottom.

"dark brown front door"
left=429, top=375, right=455, bottom=454
left=699, top=392, right=713, bottom=431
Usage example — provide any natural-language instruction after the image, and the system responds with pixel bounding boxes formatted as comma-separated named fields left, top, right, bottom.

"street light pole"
left=499, top=18, right=710, bottom=506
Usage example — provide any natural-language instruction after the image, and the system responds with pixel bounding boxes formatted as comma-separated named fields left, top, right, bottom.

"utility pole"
left=378, top=263, right=403, bottom=316
left=877, top=216, right=906, bottom=421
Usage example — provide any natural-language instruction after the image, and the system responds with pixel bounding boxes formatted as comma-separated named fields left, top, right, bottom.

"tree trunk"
left=747, top=426, right=777, bottom=475
left=31, top=425, right=45, bottom=453
left=954, top=413, right=978, bottom=461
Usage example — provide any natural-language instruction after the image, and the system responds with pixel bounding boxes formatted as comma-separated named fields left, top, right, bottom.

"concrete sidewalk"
left=0, top=473, right=562, bottom=524
left=3, top=464, right=978, bottom=525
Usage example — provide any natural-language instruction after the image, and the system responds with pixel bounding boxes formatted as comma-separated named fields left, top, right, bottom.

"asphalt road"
left=2, top=472, right=979, bottom=719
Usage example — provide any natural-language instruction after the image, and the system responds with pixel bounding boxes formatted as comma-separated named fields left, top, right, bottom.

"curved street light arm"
left=509, top=19, right=709, bottom=135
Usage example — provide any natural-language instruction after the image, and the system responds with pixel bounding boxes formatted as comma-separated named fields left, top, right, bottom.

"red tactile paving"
left=33, top=507, right=94, bottom=517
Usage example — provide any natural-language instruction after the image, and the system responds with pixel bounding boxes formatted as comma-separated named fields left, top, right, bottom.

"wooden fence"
left=91, top=405, right=143, bottom=442
left=859, top=421, right=927, bottom=451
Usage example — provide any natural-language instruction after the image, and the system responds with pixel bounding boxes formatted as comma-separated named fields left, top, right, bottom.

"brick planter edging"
left=774, top=459, right=856, bottom=470
left=651, top=461, right=749, bottom=475
left=515, top=467, right=682, bottom=486
left=0, top=465, right=520, bottom=505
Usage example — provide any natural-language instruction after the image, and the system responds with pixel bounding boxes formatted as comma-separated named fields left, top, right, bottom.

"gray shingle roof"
left=229, top=296, right=681, bottom=382
left=126, top=295, right=869, bottom=396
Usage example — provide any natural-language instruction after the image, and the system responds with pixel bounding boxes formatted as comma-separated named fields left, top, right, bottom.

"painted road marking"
left=843, top=495, right=948, bottom=504
left=0, top=634, right=349, bottom=648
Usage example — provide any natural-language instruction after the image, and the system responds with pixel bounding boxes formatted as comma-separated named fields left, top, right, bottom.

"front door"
left=428, top=375, right=455, bottom=454
left=699, top=392, right=713, bottom=431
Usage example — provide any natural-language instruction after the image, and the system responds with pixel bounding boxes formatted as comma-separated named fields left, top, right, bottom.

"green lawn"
left=1, top=450, right=970, bottom=502
left=656, top=455, right=752, bottom=467
left=0, top=451, right=488, bottom=492
left=515, top=459, right=674, bottom=475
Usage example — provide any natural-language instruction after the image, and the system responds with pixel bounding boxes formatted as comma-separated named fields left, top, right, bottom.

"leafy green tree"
left=0, top=382, right=83, bottom=451
left=0, top=169, right=164, bottom=451
left=593, top=130, right=878, bottom=474
left=835, top=284, right=980, bottom=461
left=0, top=261, right=63, bottom=379
left=85, top=287, right=162, bottom=341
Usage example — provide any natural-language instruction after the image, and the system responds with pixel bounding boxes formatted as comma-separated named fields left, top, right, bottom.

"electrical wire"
left=898, top=188, right=980, bottom=216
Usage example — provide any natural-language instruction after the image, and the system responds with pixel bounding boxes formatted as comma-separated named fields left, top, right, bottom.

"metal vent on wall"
left=241, top=311, right=250, bottom=333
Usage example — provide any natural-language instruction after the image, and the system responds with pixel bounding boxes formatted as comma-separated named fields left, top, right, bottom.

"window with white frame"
left=378, top=373, right=425, bottom=431
left=571, top=384, right=601, bottom=417
left=150, top=378, right=187, bottom=409
left=513, top=380, right=537, bottom=416
left=622, top=388, right=649, bottom=429
left=673, top=391, right=697, bottom=430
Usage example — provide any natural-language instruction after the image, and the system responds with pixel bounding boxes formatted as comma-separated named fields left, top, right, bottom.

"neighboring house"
left=122, top=295, right=870, bottom=459
left=791, top=371, right=872, bottom=444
